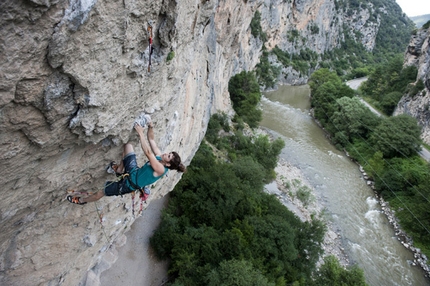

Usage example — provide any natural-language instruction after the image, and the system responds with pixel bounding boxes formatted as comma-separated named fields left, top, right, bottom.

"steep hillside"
left=395, top=25, right=430, bottom=144
left=410, top=14, right=430, bottom=28
left=255, top=0, right=414, bottom=87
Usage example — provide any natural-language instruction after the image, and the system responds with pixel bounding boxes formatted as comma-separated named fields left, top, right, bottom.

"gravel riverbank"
left=266, top=158, right=350, bottom=267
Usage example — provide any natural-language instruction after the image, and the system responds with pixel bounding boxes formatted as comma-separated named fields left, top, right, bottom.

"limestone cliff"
left=0, top=0, right=405, bottom=285
left=0, top=0, right=259, bottom=285
left=260, top=0, right=383, bottom=85
left=395, top=27, right=430, bottom=144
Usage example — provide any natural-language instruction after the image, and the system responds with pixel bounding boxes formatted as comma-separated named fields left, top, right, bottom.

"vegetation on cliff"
left=150, top=72, right=367, bottom=285
left=333, top=0, right=414, bottom=69
left=228, top=71, right=262, bottom=128
left=252, top=0, right=415, bottom=87
left=360, top=55, right=418, bottom=115
left=309, top=68, right=430, bottom=260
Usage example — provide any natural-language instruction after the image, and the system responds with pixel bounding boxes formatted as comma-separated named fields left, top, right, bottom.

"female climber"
left=67, top=121, right=186, bottom=205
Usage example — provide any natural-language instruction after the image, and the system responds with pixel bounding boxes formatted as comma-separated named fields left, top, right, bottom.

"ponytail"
left=177, top=163, right=186, bottom=173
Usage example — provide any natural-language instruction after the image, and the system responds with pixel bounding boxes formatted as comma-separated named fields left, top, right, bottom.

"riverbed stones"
left=268, top=157, right=350, bottom=267
left=357, top=164, right=430, bottom=277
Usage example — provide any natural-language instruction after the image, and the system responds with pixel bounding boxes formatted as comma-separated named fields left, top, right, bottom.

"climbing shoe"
left=106, top=161, right=122, bottom=177
left=106, top=161, right=117, bottom=174
left=67, top=195, right=87, bottom=205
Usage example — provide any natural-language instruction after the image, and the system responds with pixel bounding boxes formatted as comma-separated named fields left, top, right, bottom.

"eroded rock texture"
left=0, top=1, right=258, bottom=285
left=396, top=27, right=430, bottom=144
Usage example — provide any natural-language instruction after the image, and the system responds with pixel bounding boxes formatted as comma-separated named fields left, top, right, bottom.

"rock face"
left=0, top=0, right=398, bottom=285
left=259, top=0, right=382, bottom=85
left=1, top=1, right=258, bottom=285
left=395, top=27, right=430, bottom=144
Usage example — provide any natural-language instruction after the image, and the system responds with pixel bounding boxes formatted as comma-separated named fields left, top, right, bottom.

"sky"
left=396, top=0, right=430, bottom=17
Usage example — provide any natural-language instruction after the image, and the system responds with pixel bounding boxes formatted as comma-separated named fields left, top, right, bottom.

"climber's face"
left=162, top=152, right=173, bottom=165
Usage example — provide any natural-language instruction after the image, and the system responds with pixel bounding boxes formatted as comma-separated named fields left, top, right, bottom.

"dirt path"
left=99, top=195, right=170, bottom=286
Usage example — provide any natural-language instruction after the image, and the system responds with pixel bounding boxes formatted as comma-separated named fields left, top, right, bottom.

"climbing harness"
left=123, top=173, right=151, bottom=218
left=147, top=22, right=153, bottom=73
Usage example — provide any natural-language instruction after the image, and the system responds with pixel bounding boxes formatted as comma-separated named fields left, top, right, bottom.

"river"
left=260, top=84, right=429, bottom=286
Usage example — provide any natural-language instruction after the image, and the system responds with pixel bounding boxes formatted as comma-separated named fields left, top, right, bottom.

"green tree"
left=364, top=151, right=385, bottom=179
left=370, top=114, right=422, bottom=158
left=312, top=256, right=367, bottom=286
left=250, top=11, right=267, bottom=42
left=308, top=68, right=340, bottom=91
left=206, top=259, right=275, bottom=286
left=360, top=56, right=417, bottom=114
left=329, top=96, right=381, bottom=145
left=379, top=91, right=403, bottom=115
left=228, top=71, right=262, bottom=128
left=309, top=69, right=354, bottom=125
left=256, top=48, right=280, bottom=88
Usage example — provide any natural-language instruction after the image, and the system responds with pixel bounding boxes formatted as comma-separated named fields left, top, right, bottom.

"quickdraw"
left=123, top=174, right=150, bottom=218
left=131, top=191, right=136, bottom=218
left=130, top=189, right=149, bottom=218
left=147, top=22, right=153, bottom=72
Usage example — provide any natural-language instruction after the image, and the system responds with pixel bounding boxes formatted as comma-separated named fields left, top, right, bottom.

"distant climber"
left=67, top=120, right=186, bottom=205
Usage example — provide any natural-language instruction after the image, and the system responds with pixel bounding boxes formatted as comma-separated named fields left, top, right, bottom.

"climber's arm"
left=147, top=122, right=162, bottom=156
left=134, top=123, right=165, bottom=176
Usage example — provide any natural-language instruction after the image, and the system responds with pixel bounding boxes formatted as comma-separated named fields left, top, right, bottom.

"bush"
left=312, top=256, right=367, bottom=286
left=250, top=11, right=267, bottom=42
left=228, top=71, right=262, bottom=128
left=166, top=51, right=175, bottom=62
left=255, top=49, right=280, bottom=88
left=297, top=186, right=313, bottom=206
left=409, top=79, right=425, bottom=96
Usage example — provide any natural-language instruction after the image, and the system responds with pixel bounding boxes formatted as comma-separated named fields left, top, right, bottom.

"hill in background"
left=410, top=14, right=430, bottom=28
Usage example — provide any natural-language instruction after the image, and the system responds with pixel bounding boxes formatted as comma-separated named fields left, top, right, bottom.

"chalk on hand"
left=134, top=114, right=152, bottom=127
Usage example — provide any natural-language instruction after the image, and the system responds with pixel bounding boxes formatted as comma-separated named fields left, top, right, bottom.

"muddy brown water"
left=261, top=84, right=429, bottom=286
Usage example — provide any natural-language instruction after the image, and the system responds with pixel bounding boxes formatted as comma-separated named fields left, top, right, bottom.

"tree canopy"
left=309, top=68, right=430, bottom=260
left=150, top=112, right=368, bottom=285
left=228, top=71, right=262, bottom=128
left=370, top=114, right=422, bottom=158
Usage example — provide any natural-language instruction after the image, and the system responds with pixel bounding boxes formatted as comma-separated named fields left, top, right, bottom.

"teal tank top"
left=126, top=156, right=168, bottom=190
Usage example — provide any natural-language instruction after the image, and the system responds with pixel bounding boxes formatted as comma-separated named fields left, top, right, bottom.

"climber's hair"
left=168, top=151, right=186, bottom=173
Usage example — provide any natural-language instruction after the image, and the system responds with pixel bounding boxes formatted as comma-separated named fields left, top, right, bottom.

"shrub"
left=409, top=79, right=425, bottom=96
left=228, top=71, right=262, bottom=128
left=297, top=186, right=313, bottom=206
left=250, top=11, right=267, bottom=42
left=166, top=51, right=175, bottom=62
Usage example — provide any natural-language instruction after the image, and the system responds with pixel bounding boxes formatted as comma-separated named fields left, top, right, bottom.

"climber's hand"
left=134, top=122, right=145, bottom=134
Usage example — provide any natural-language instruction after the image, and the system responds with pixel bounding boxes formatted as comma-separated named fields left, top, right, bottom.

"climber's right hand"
left=134, top=122, right=145, bottom=134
